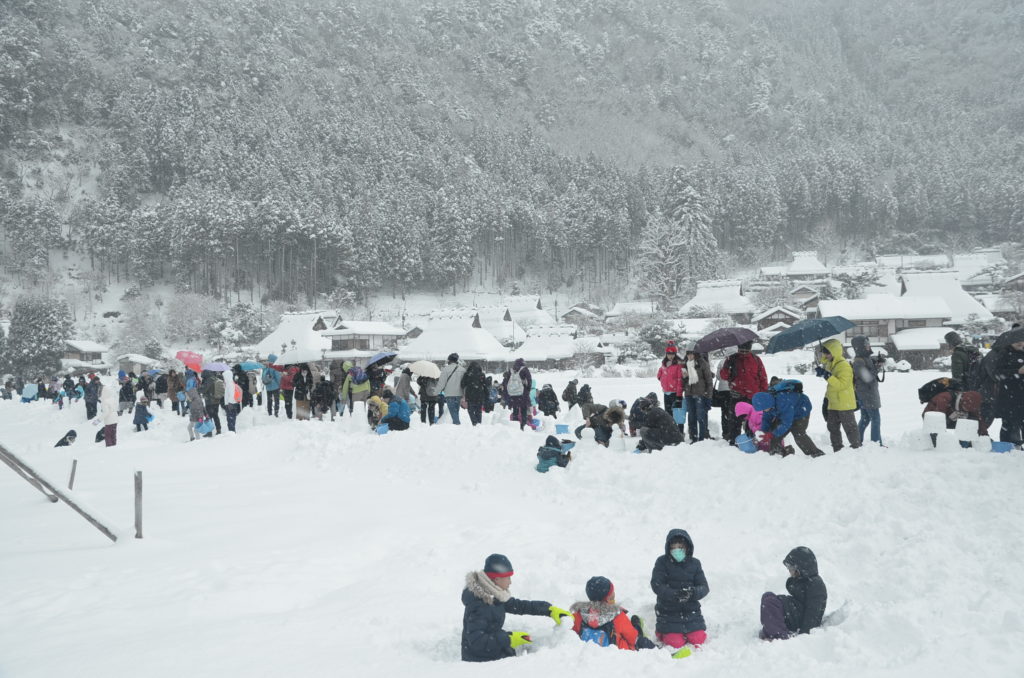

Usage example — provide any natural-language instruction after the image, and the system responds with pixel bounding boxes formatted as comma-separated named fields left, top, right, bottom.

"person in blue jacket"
left=650, top=529, right=709, bottom=657
left=380, top=390, right=411, bottom=431
left=750, top=380, right=824, bottom=458
left=262, top=355, right=283, bottom=417
left=461, top=554, right=572, bottom=662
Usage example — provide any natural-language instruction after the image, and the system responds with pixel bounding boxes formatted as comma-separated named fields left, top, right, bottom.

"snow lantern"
left=954, top=418, right=979, bottom=443
left=922, top=411, right=947, bottom=434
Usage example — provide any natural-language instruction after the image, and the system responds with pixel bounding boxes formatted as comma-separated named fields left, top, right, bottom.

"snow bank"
left=1, top=369, right=1022, bottom=678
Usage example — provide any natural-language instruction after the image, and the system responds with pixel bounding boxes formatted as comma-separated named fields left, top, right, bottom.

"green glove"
left=509, top=631, right=532, bottom=649
left=549, top=605, right=572, bottom=625
left=672, top=646, right=692, bottom=659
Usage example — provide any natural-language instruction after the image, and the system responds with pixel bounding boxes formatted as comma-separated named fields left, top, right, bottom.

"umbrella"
left=202, top=362, right=231, bottom=372
left=145, top=369, right=162, bottom=376
left=407, top=360, right=441, bottom=379
left=765, top=316, right=855, bottom=354
left=239, top=361, right=263, bottom=371
left=366, top=351, right=397, bottom=367
left=992, top=326, right=1024, bottom=350
left=175, top=350, right=204, bottom=372
left=693, top=327, right=760, bottom=354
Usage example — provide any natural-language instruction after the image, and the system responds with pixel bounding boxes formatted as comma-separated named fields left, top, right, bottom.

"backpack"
left=487, top=386, right=499, bottom=405
left=348, top=366, right=368, bottom=385
left=579, top=624, right=611, bottom=647
left=770, top=379, right=803, bottom=394
left=962, top=347, right=984, bottom=390
left=918, top=377, right=960, bottom=404
left=507, top=368, right=526, bottom=397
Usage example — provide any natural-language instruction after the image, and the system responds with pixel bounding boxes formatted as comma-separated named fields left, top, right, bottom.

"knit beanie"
left=665, top=341, right=678, bottom=354
left=586, top=576, right=614, bottom=602
left=944, top=331, right=962, bottom=347
left=483, top=553, right=514, bottom=578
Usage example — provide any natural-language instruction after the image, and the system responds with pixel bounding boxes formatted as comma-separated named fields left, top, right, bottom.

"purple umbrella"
left=692, top=327, right=760, bottom=354
left=202, top=362, right=231, bottom=372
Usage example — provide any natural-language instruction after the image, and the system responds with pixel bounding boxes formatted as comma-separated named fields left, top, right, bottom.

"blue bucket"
left=555, top=424, right=570, bottom=435
left=376, top=423, right=390, bottom=435
left=672, top=405, right=687, bottom=425
left=735, top=434, right=758, bottom=453
left=991, top=440, right=1013, bottom=453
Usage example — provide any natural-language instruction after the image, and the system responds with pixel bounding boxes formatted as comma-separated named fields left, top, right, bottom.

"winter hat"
left=665, top=341, right=678, bottom=354
left=944, top=331, right=962, bottom=347
left=268, top=353, right=278, bottom=363
left=752, top=392, right=774, bottom=412
left=447, top=353, right=459, bottom=363
left=483, top=553, right=514, bottom=578
left=66, top=429, right=77, bottom=439
left=586, top=576, right=614, bottom=602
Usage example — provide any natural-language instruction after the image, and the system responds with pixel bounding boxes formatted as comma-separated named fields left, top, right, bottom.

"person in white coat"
left=223, top=371, right=241, bottom=433
left=100, top=379, right=120, bottom=447
left=438, top=353, right=467, bottom=425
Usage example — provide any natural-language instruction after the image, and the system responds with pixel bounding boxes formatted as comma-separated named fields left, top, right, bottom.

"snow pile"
left=1, top=370, right=1023, bottom=678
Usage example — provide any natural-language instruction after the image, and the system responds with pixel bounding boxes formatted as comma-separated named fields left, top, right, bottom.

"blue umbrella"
left=765, top=316, right=855, bottom=354
left=239, top=361, right=263, bottom=371
left=365, top=351, right=397, bottom=367
left=146, top=369, right=161, bottom=376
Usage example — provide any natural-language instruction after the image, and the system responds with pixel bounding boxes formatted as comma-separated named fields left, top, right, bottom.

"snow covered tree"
left=6, top=296, right=72, bottom=376
left=117, top=297, right=163, bottom=358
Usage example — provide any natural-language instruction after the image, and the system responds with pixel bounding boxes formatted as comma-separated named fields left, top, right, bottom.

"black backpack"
left=918, top=377, right=960, bottom=404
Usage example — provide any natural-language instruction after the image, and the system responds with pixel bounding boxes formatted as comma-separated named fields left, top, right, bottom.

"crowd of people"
left=2, top=324, right=1021, bottom=452
left=460, top=535, right=828, bottom=662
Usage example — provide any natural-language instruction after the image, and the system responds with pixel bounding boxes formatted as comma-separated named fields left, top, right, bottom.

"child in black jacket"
left=650, top=529, right=709, bottom=657
left=760, top=546, right=828, bottom=640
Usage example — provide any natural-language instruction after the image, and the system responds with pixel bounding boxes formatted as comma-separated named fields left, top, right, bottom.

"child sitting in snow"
left=367, top=393, right=388, bottom=429
left=535, top=436, right=574, bottom=472
left=570, top=576, right=656, bottom=650
left=760, top=546, right=828, bottom=640
left=734, top=400, right=762, bottom=440
left=133, top=397, right=151, bottom=432
left=650, top=529, right=709, bottom=658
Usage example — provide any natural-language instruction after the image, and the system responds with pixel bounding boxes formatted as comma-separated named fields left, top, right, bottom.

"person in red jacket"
left=570, top=576, right=656, bottom=651
left=657, top=353, right=685, bottom=418
left=278, top=366, right=299, bottom=420
left=718, top=341, right=768, bottom=445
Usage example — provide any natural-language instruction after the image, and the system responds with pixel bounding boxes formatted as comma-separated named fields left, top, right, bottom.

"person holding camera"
left=851, top=335, right=883, bottom=446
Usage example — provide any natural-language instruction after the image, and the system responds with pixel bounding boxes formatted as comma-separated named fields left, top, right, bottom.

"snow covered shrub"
left=5, top=296, right=72, bottom=376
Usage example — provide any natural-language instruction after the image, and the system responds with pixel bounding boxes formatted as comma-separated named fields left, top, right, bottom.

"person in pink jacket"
left=734, top=400, right=763, bottom=438
left=657, top=352, right=686, bottom=415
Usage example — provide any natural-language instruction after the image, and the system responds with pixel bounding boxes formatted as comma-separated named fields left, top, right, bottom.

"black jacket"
left=642, top=405, right=685, bottom=445
left=461, top=572, right=550, bottom=662
left=629, top=398, right=649, bottom=428
left=55, top=429, right=77, bottom=447
left=461, top=364, right=489, bottom=404
left=537, top=387, right=559, bottom=415
left=650, top=529, right=709, bottom=634
left=782, top=546, right=828, bottom=634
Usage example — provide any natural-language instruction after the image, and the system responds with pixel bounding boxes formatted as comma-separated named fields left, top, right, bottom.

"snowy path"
left=1, top=370, right=1023, bottom=677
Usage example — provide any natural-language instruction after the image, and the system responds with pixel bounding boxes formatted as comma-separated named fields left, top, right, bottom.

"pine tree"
left=6, top=296, right=72, bottom=377
left=666, top=185, right=720, bottom=299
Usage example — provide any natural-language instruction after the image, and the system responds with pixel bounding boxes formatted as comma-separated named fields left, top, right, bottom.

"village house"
left=815, top=295, right=952, bottom=361
left=750, top=306, right=803, bottom=332
left=679, top=280, right=754, bottom=324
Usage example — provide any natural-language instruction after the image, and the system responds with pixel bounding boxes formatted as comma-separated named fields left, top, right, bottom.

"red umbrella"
left=175, top=350, right=204, bottom=372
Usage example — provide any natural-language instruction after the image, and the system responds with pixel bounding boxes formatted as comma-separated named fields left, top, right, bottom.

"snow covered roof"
left=605, top=301, right=656, bottom=318
left=817, top=294, right=952, bottom=321
left=750, top=306, right=803, bottom=323
left=759, top=252, right=828, bottom=278
left=322, top=320, right=407, bottom=337
left=562, top=306, right=601, bottom=320
left=61, top=358, right=106, bottom=369
left=900, top=272, right=993, bottom=324
left=428, top=308, right=526, bottom=343
left=875, top=254, right=951, bottom=270
left=759, top=321, right=793, bottom=338
left=680, top=280, right=753, bottom=315
left=397, top=319, right=511, bottom=362
left=598, top=332, right=632, bottom=346
left=953, top=253, right=999, bottom=281
left=513, top=335, right=577, bottom=362
left=66, top=339, right=109, bottom=353
left=789, top=284, right=819, bottom=295
left=502, top=296, right=557, bottom=328
left=116, top=353, right=160, bottom=366
left=255, top=311, right=336, bottom=359
left=978, top=294, right=1017, bottom=314
left=830, top=262, right=879, bottom=277
left=891, top=327, right=953, bottom=351
left=575, top=337, right=614, bottom=355
left=1005, top=271, right=1024, bottom=285
left=668, top=317, right=720, bottom=337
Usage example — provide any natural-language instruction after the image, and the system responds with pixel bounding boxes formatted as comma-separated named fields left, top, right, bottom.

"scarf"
left=687, top=358, right=699, bottom=385
left=465, top=571, right=511, bottom=605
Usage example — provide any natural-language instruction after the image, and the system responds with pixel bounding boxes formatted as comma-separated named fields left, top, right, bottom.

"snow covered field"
left=2, top=363, right=1023, bottom=678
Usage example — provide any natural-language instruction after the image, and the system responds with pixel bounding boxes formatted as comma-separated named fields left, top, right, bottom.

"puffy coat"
left=280, top=367, right=297, bottom=391
left=650, top=529, right=709, bottom=634
left=201, top=371, right=225, bottom=405
left=821, top=339, right=856, bottom=411
left=782, top=547, right=828, bottom=635
left=100, top=381, right=120, bottom=426
left=394, top=371, right=414, bottom=401
left=683, top=354, right=714, bottom=398
left=719, top=352, right=768, bottom=399
left=759, top=391, right=814, bottom=438
left=657, top=359, right=684, bottom=395
left=537, top=386, right=560, bottom=415
left=186, top=388, right=206, bottom=423
left=851, top=355, right=881, bottom=409
left=923, top=390, right=984, bottom=431
left=167, top=372, right=185, bottom=397
left=461, top=572, right=551, bottom=662
left=461, top=363, right=489, bottom=404
left=569, top=601, right=654, bottom=650
left=439, top=361, right=467, bottom=398
left=262, top=365, right=282, bottom=391
left=951, top=344, right=981, bottom=386
left=641, top=404, right=684, bottom=445
left=132, top=404, right=150, bottom=427
left=340, top=361, right=372, bottom=402
left=993, top=346, right=1024, bottom=420
left=294, top=370, right=312, bottom=400
left=503, top=361, right=533, bottom=407
left=382, top=398, right=411, bottom=424
left=83, top=380, right=100, bottom=404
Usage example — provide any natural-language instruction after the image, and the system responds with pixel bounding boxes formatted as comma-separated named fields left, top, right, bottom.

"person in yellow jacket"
left=339, top=360, right=372, bottom=415
left=816, top=338, right=861, bottom=452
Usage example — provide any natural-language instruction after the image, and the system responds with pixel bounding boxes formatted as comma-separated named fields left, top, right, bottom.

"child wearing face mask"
left=649, top=529, right=710, bottom=658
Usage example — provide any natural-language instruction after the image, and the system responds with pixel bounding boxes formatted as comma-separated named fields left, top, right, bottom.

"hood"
left=735, top=400, right=754, bottom=418
left=821, top=339, right=845, bottom=363
left=751, top=392, right=774, bottom=412
left=604, top=406, right=625, bottom=425
left=544, top=435, right=560, bottom=448
left=466, top=362, right=483, bottom=375
left=267, top=353, right=278, bottom=363
left=464, top=571, right=511, bottom=605
left=64, top=429, right=77, bottom=439
left=569, top=600, right=621, bottom=627
left=784, top=546, right=818, bottom=577
left=664, top=528, right=693, bottom=559
left=513, top=358, right=525, bottom=370
left=342, top=361, right=353, bottom=370
left=850, top=335, right=871, bottom=358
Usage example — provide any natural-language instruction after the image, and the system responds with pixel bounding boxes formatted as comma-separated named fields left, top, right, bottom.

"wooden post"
left=0, top=443, right=118, bottom=542
left=68, top=459, right=78, bottom=490
left=0, top=449, right=58, bottom=503
left=134, top=471, right=143, bottom=539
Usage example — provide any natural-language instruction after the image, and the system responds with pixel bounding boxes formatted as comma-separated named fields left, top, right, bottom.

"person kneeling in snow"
left=570, top=576, right=656, bottom=650
left=367, top=393, right=388, bottom=429
left=461, top=554, right=572, bottom=662
left=574, top=402, right=626, bottom=447
left=760, top=546, right=827, bottom=640
left=635, top=396, right=684, bottom=453
left=535, top=436, right=574, bottom=472
left=751, top=382, right=825, bottom=458
left=54, top=430, right=77, bottom=447
left=379, top=390, right=411, bottom=431
left=650, top=529, right=709, bottom=657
